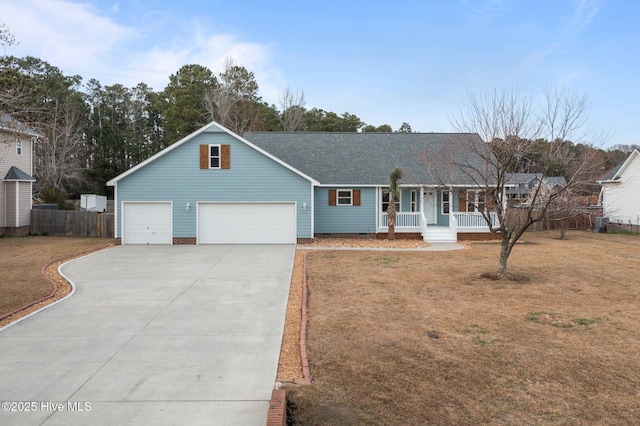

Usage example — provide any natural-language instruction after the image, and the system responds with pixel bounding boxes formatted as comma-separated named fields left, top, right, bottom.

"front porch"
left=379, top=211, right=498, bottom=242
left=376, top=187, right=499, bottom=242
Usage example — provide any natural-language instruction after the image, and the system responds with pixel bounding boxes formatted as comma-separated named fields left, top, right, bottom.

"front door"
left=423, top=190, right=437, bottom=224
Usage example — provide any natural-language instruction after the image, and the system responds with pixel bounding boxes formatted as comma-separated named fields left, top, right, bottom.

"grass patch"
left=608, top=229, right=638, bottom=236
left=287, top=230, right=640, bottom=425
left=0, top=236, right=112, bottom=320
left=575, top=317, right=601, bottom=326
left=371, top=255, right=400, bottom=267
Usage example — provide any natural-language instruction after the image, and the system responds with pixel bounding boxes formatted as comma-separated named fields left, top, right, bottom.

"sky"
left=1, top=0, right=637, bottom=147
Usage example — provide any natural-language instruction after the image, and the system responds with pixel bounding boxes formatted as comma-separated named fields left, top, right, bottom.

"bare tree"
left=428, top=85, right=606, bottom=276
left=35, top=99, right=86, bottom=192
left=0, top=22, right=18, bottom=49
left=279, top=87, right=306, bottom=132
left=203, top=58, right=262, bottom=135
left=204, top=83, right=236, bottom=129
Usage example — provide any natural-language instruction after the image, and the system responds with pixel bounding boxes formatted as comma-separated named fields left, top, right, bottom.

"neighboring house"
left=107, top=122, right=500, bottom=244
left=505, top=173, right=567, bottom=204
left=0, top=114, right=38, bottom=236
left=597, top=149, right=640, bottom=227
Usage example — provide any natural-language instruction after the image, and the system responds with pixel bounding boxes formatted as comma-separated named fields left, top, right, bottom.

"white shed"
left=81, top=194, right=107, bottom=212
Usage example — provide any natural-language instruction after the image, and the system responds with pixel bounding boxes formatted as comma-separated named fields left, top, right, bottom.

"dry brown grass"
left=0, top=236, right=113, bottom=327
left=285, top=231, right=640, bottom=425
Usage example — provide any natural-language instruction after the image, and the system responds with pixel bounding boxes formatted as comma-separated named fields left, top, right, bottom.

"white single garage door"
left=122, top=202, right=172, bottom=244
left=198, top=202, right=296, bottom=244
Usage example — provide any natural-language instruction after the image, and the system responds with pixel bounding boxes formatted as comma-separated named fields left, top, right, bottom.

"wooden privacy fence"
left=507, top=208, right=602, bottom=232
left=30, top=210, right=114, bottom=238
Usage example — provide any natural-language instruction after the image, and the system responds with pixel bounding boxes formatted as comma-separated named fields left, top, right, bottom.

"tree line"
left=0, top=53, right=417, bottom=199
left=0, top=44, right=631, bottom=201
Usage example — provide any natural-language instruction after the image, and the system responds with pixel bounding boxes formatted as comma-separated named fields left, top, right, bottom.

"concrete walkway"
left=0, top=245, right=295, bottom=426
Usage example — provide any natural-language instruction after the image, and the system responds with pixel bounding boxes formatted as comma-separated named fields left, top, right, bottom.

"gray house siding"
left=314, top=187, right=376, bottom=234
left=115, top=127, right=313, bottom=239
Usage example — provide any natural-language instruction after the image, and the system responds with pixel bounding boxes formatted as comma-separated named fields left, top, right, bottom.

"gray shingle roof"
left=543, top=176, right=567, bottom=187
left=0, top=113, right=40, bottom=137
left=598, top=159, right=625, bottom=182
left=4, top=165, right=35, bottom=181
left=244, top=132, right=487, bottom=186
left=506, top=173, right=542, bottom=184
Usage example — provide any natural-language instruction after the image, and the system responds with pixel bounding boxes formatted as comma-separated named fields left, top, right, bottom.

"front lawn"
left=286, top=231, right=640, bottom=425
left=0, top=236, right=112, bottom=326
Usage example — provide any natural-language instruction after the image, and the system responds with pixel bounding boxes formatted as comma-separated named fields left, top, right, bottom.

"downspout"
left=15, top=181, right=19, bottom=227
left=30, top=137, right=34, bottom=211
left=113, top=182, right=119, bottom=238
left=309, top=181, right=315, bottom=238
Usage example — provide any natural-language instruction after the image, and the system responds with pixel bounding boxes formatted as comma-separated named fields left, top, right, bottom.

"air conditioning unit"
left=595, top=217, right=609, bottom=233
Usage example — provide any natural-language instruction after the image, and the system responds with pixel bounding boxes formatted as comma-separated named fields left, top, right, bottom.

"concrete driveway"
left=0, top=244, right=295, bottom=425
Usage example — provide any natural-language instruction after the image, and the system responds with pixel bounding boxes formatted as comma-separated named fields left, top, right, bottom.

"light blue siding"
left=314, top=187, right=376, bottom=234
left=436, top=189, right=450, bottom=226
left=115, top=127, right=313, bottom=238
left=400, top=188, right=418, bottom=212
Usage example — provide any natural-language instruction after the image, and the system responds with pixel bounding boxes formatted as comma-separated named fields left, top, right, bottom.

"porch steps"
left=422, top=226, right=456, bottom=243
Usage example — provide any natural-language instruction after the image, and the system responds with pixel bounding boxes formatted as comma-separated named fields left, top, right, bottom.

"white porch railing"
left=380, top=212, right=421, bottom=228
left=451, top=212, right=499, bottom=228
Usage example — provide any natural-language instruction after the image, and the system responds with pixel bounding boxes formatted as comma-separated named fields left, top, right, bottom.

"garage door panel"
left=123, top=202, right=172, bottom=244
left=198, top=203, right=295, bottom=244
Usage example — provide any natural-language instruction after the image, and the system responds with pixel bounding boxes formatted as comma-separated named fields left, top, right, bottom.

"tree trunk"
left=387, top=205, right=396, bottom=240
left=559, top=220, right=567, bottom=239
left=498, top=235, right=513, bottom=274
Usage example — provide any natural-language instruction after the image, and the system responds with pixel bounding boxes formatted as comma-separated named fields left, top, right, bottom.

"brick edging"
left=299, top=252, right=312, bottom=383
left=266, top=388, right=286, bottom=426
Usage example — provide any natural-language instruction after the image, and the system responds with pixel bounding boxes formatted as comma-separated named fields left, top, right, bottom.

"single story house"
left=107, top=122, right=499, bottom=244
left=597, top=149, right=640, bottom=228
left=0, top=114, right=38, bottom=236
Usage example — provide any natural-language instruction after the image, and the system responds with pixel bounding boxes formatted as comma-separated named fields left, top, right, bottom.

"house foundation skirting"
left=457, top=232, right=501, bottom=241
left=375, top=232, right=422, bottom=240
left=0, top=225, right=30, bottom=237
left=313, top=233, right=377, bottom=240
left=173, top=237, right=196, bottom=245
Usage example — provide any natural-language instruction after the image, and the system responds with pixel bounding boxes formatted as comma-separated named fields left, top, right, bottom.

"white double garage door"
left=122, top=201, right=296, bottom=244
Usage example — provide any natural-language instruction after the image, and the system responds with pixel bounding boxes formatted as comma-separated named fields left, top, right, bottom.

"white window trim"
left=441, top=190, right=450, bottom=215
left=337, top=189, right=353, bottom=206
left=16, top=140, right=22, bottom=155
left=209, top=144, right=221, bottom=169
left=381, top=188, right=402, bottom=212
left=410, top=190, right=417, bottom=212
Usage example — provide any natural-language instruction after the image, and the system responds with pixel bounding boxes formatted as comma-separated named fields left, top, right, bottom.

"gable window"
left=329, top=189, right=361, bottom=206
left=466, top=190, right=486, bottom=213
left=410, top=190, right=417, bottom=212
left=200, top=144, right=230, bottom=169
left=381, top=191, right=401, bottom=212
left=209, top=145, right=220, bottom=169
left=16, top=140, right=22, bottom=155
left=441, top=191, right=450, bottom=214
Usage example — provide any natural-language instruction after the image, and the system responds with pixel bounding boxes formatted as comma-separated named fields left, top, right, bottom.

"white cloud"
left=127, top=31, right=278, bottom=93
left=572, top=0, right=601, bottom=28
left=3, top=0, right=133, bottom=73
left=1, top=0, right=280, bottom=95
